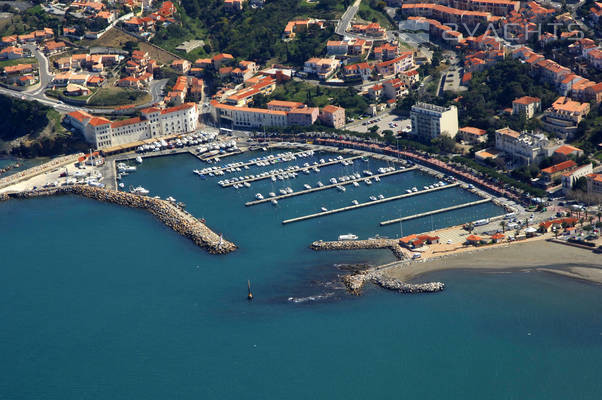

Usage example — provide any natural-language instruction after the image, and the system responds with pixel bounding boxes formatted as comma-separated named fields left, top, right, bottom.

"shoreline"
left=380, top=240, right=602, bottom=285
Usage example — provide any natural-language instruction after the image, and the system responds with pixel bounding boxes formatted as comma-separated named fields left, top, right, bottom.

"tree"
left=500, top=220, right=506, bottom=233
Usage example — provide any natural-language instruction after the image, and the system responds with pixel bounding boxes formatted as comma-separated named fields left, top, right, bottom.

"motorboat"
left=130, top=186, right=149, bottom=195
left=321, top=207, right=328, bottom=212
left=369, top=196, right=377, bottom=201
left=352, top=200, right=359, bottom=205
left=338, top=233, right=358, bottom=240
left=352, top=182, right=360, bottom=187
left=317, top=181, right=324, bottom=187
left=303, top=184, right=311, bottom=190
left=271, top=199, right=278, bottom=205
left=378, top=194, right=384, bottom=200
left=255, top=193, right=264, bottom=200
left=135, top=156, right=143, bottom=164
left=336, top=185, right=346, bottom=192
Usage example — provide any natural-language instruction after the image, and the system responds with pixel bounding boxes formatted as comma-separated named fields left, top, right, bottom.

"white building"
left=66, top=103, right=199, bottom=149
left=561, top=163, right=593, bottom=191
left=494, top=127, right=550, bottom=166
left=410, top=102, right=458, bottom=139
left=211, top=101, right=288, bottom=129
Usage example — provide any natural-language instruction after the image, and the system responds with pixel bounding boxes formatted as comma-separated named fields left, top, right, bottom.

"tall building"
left=410, top=102, right=458, bottom=139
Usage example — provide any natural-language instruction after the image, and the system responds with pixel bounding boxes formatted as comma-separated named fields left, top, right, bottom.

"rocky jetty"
left=2, top=186, right=237, bottom=254
left=341, top=271, right=444, bottom=295
left=311, top=239, right=409, bottom=260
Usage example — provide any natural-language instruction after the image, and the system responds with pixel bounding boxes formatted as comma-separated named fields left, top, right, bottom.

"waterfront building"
left=540, top=160, right=577, bottom=185
left=561, top=163, right=593, bottom=191
left=494, top=127, right=550, bottom=166
left=319, top=105, right=346, bottom=129
left=458, top=126, right=487, bottom=144
left=410, top=102, right=459, bottom=139
left=586, top=173, right=602, bottom=195
left=66, top=103, right=199, bottom=149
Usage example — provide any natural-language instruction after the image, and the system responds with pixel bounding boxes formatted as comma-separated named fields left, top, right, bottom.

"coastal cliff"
left=1, top=186, right=237, bottom=254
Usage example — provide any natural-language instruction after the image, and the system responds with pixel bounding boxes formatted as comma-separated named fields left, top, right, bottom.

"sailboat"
left=247, top=280, right=253, bottom=300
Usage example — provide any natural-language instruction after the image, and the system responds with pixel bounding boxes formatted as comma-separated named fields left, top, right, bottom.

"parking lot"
left=346, top=112, right=411, bottom=135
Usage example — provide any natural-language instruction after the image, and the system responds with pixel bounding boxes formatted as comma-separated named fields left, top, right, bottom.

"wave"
left=288, top=292, right=336, bottom=303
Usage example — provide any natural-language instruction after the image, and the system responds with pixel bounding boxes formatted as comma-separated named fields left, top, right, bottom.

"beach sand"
left=383, top=240, right=602, bottom=284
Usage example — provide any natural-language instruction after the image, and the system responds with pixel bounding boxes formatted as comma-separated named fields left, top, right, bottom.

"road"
left=335, top=0, right=361, bottom=37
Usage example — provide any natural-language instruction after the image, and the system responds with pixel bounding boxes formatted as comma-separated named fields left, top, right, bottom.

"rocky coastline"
left=342, top=270, right=445, bottom=295
left=0, top=185, right=237, bottom=254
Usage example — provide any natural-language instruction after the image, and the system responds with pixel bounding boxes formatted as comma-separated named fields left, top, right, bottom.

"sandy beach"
left=383, top=240, right=602, bottom=284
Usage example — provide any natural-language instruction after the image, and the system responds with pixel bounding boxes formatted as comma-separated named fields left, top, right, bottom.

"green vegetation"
left=10, top=131, right=90, bottom=158
left=261, top=80, right=369, bottom=117
left=0, top=5, right=60, bottom=36
left=178, top=0, right=344, bottom=64
left=574, top=102, right=602, bottom=155
left=0, top=58, right=37, bottom=69
left=457, top=60, right=558, bottom=131
left=357, top=0, right=393, bottom=29
left=88, top=87, right=150, bottom=107
left=452, top=156, right=547, bottom=197
left=0, top=94, right=50, bottom=141
left=152, top=5, right=208, bottom=60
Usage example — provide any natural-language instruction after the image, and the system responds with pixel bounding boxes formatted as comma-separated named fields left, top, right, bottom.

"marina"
left=379, top=198, right=493, bottom=225
left=218, top=155, right=363, bottom=187
left=281, top=183, right=461, bottom=224
left=245, top=166, right=418, bottom=205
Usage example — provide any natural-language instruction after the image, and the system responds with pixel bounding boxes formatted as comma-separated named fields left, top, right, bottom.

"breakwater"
left=311, top=239, right=408, bottom=260
left=342, top=270, right=445, bottom=295
left=379, top=198, right=492, bottom=225
left=1, top=186, right=236, bottom=254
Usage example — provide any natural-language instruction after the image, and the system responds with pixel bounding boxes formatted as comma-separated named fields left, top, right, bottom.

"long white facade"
left=66, top=103, right=199, bottom=149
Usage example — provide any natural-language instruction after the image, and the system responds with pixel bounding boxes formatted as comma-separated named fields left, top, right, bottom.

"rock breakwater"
left=1, top=186, right=237, bottom=254
left=341, top=271, right=445, bottom=295
left=311, top=239, right=409, bottom=260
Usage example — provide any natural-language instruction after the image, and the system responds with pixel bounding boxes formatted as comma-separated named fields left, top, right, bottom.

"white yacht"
left=321, top=207, right=328, bottom=212
left=317, top=181, right=324, bottom=187
left=135, top=156, right=143, bottom=164
left=303, top=184, right=311, bottom=190
left=130, top=186, right=149, bottom=195
left=369, top=196, right=377, bottom=201
left=338, top=233, right=358, bottom=241
left=271, top=199, right=278, bottom=205
left=336, top=185, right=346, bottom=192
left=255, top=193, right=264, bottom=200
left=352, top=200, right=359, bottom=205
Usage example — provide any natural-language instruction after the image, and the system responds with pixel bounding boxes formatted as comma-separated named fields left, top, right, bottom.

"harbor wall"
left=342, top=270, right=445, bottom=295
left=311, top=239, right=408, bottom=260
left=1, top=186, right=237, bottom=255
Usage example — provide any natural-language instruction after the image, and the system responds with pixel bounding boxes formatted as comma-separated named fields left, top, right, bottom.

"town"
left=0, top=0, right=600, bottom=246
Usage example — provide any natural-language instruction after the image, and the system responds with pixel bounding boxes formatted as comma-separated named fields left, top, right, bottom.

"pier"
left=281, top=183, right=460, bottom=224
left=379, top=198, right=492, bottom=226
left=245, top=166, right=418, bottom=206
left=221, top=155, right=363, bottom=187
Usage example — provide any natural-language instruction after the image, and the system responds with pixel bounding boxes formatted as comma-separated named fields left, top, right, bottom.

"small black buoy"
left=247, top=280, right=253, bottom=301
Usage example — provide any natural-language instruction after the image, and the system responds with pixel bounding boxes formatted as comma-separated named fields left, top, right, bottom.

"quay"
left=221, top=155, right=363, bottom=187
left=379, top=198, right=492, bottom=226
left=281, top=183, right=460, bottom=224
left=0, top=186, right=237, bottom=255
left=0, top=153, right=84, bottom=191
left=245, top=166, right=417, bottom=206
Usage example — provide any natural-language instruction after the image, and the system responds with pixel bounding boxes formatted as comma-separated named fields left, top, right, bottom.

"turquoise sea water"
left=1, top=151, right=601, bottom=399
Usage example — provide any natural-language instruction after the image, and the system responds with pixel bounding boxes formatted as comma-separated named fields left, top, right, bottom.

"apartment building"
left=458, top=126, right=487, bottom=144
left=319, top=105, right=346, bottom=129
left=512, top=96, right=541, bottom=119
left=401, top=3, right=492, bottom=25
left=586, top=173, right=602, bottom=196
left=303, top=57, right=339, bottom=80
left=542, top=96, right=590, bottom=139
left=494, top=127, right=550, bottom=166
left=66, top=103, right=199, bottom=149
left=561, top=163, right=593, bottom=191
left=375, top=52, right=414, bottom=77
left=410, top=102, right=458, bottom=139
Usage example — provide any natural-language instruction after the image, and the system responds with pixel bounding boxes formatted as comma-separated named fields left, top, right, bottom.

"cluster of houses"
left=117, top=50, right=158, bottom=89
left=283, top=18, right=326, bottom=39
left=122, top=1, right=177, bottom=39
left=0, top=28, right=57, bottom=60
left=1, top=63, right=38, bottom=87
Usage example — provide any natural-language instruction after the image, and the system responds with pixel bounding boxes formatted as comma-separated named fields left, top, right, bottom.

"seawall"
left=342, top=270, right=445, bottom=295
left=311, top=239, right=408, bottom=260
left=0, top=186, right=237, bottom=255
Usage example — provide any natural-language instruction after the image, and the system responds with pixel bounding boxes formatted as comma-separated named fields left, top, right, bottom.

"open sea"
left=1, top=150, right=601, bottom=399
